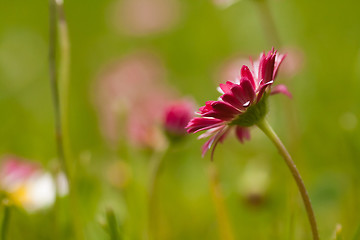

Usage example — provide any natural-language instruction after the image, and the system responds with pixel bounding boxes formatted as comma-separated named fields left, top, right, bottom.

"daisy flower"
left=186, top=48, right=291, bottom=159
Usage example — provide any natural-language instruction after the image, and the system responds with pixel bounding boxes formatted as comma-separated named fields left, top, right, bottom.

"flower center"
left=230, top=95, right=268, bottom=127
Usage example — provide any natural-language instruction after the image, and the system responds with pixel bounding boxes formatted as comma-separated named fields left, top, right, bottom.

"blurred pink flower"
left=110, top=0, right=181, bottom=36
left=217, top=55, right=250, bottom=84
left=0, top=156, right=39, bottom=186
left=280, top=47, right=305, bottom=78
left=187, top=48, right=291, bottom=159
left=163, top=99, right=195, bottom=137
left=0, top=156, right=67, bottom=212
left=95, top=52, right=176, bottom=149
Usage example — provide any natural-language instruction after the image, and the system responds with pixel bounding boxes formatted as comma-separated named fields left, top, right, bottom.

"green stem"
left=208, top=163, right=235, bottom=240
left=254, top=0, right=281, bottom=47
left=147, top=145, right=169, bottom=240
left=49, top=0, right=68, bottom=177
left=256, top=119, right=319, bottom=240
left=49, top=1, right=84, bottom=239
left=106, top=209, right=121, bottom=240
left=57, top=0, right=71, bottom=163
left=1, top=202, right=10, bottom=240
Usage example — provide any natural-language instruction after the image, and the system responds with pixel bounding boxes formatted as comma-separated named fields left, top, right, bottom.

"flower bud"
left=163, top=100, right=195, bottom=138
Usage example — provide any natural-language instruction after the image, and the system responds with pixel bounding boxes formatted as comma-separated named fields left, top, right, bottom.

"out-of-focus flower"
left=217, top=56, right=250, bottom=84
left=239, top=161, right=269, bottom=206
left=187, top=48, right=291, bottom=159
left=95, top=52, right=174, bottom=149
left=213, top=0, right=241, bottom=9
left=105, top=160, right=132, bottom=190
left=280, top=47, right=305, bottom=78
left=163, top=100, right=195, bottom=138
left=109, top=0, right=181, bottom=36
left=0, top=156, right=68, bottom=212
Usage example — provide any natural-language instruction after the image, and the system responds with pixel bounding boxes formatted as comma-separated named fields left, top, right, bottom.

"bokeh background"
left=1, top=0, right=360, bottom=239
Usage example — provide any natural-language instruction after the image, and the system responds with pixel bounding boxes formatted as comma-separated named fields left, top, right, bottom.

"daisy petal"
left=271, top=84, right=292, bottom=98
left=240, top=65, right=255, bottom=89
left=186, top=117, right=223, bottom=133
left=211, top=101, right=240, bottom=115
left=235, top=126, right=250, bottom=143
left=273, top=54, right=287, bottom=79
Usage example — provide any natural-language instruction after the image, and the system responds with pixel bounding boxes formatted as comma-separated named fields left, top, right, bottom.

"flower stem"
left=207, top=163, right=235, bottom=240
left=49, top=0, right=68, bottom=178
left=256, top=119, right=319, bottom=240
left=49, top=1, right=84, bottom=239
left=106, top=209, right=121, bottom=240
left=254, top=0, right=281, bottom=47
left=57, top=0, right=71, bottom=164
left=1, top=201, right=11, bottom=240
left=147, top=145, right=169, bottom=240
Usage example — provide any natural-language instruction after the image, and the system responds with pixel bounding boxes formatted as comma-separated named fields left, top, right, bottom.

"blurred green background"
left=1, top=0, right=360, bottom=239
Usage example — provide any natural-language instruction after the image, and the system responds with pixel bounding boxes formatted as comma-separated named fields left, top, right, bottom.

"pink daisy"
left=163, top=100, right=195, bottom=137
left=186, top=48, right=291, bottom=159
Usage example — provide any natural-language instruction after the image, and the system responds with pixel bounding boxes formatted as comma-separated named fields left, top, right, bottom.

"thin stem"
left=147, top=145, right=169, bottom=240
left=57, top=0, right=71, bottom=163
left=1, top=201, right=11, bottom=240
left=49, top=0, right=68, bottom=177
left=256, top=119, right=319, bottom=240
left=254, top=0, right=281, bottom=47
left=106, top=209, right=121, bottom=240
left=49, top=1, right=84, bottom=239
left=208, top=163, right=235, bottom=240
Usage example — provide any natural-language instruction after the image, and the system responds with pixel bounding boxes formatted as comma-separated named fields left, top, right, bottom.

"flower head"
left=163, top=99, right=195, bottom=138
left=0, top=156, right=68, bottom=212
left=186, top=48, right=291, bottom=159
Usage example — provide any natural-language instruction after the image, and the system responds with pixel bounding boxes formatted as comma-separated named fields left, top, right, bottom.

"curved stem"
left=106, top=209, right=121, bottom=240
left=49, top=1, right=84, bottom=239
left=147, top=145, right=169, bottom=240
left=208, top=163, right=235, bottom=240
left=49, top=0, right=68, bottom=177
left=256, top=119, right=319, bottom=240
left=57, top=0, right=71, bottom=164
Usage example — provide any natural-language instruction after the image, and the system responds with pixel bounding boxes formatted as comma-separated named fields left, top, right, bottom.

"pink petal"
left=231, top=79, right=255, bottom=107
left=198, top=101, right=215, bottom=114
left=257, top=53, right=266, bottom=83
left=240, top=65, right=255, bottom=89
left=197, top=125, right=224, bottom=139
left=201, top=126, right=229, bottom=160
left=239, top=78, right=256, bottom=104
left=202, top=110, right=236, bottom=121
left=186, top=117, right=223, bottom=133
left=221, top=93, right=244, bottom=110
left=262, top=52, right=276, bottom=84
left=273, top=54, right=286, bottom=80
left=211, top=101, right=240, bottom=115
left=235, top=126, right=250, bottom=143
left=256, top=80, right=273, bottom=102
left=271, top=84, right=292, bottom=98
left=219, top=81, right=236, bottom=94
left=202, top=135, right=216, bottom=157
left=210, top=128, right=230, bottom=161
